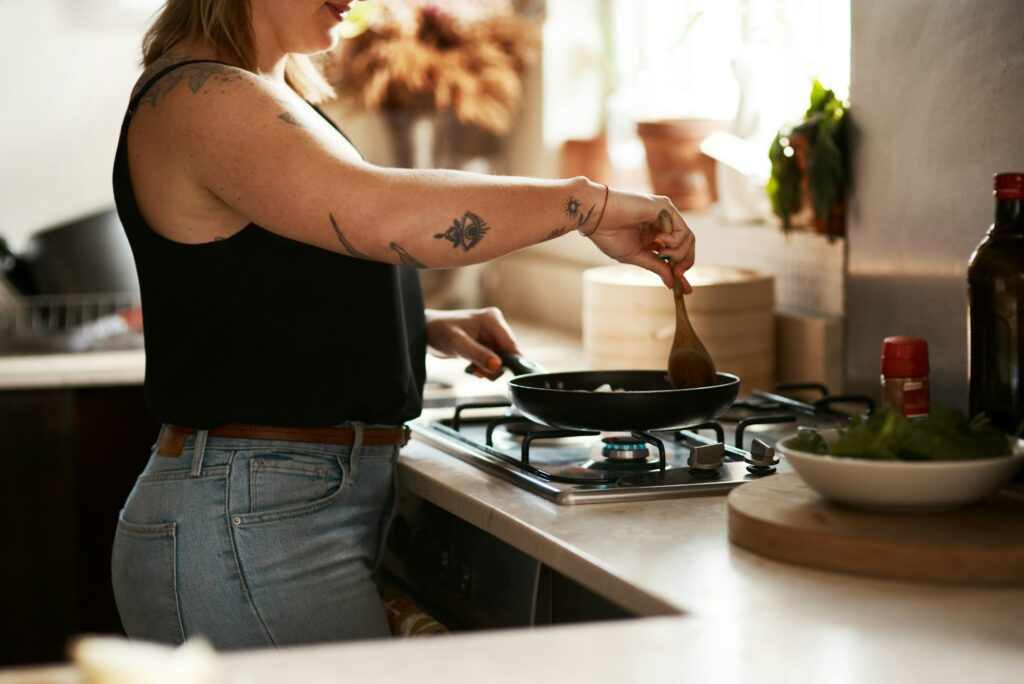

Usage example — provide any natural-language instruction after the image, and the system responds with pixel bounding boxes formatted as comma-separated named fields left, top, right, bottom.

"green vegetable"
left=784, top=430, right=829, bottom=454
left=785, top=405, right=1011, bottom=461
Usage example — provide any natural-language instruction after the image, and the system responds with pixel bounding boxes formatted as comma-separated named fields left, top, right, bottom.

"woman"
left=111, top=0, right=695, bottom=650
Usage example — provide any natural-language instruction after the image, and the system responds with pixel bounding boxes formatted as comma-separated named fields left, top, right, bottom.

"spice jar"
left=881, top=336, right=930, bottom=419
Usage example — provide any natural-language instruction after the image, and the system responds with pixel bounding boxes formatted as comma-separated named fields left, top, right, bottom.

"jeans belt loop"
left=190, top=429, right=209, bottom=477
left=348, top=422, right=366, bottom=485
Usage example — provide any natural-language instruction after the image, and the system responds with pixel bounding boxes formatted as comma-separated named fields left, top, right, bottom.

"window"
left=544, top=0, right=850, bottom=181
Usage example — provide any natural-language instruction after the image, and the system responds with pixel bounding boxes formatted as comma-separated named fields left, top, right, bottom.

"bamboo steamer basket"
left=583, top=265, right=775, bottom=393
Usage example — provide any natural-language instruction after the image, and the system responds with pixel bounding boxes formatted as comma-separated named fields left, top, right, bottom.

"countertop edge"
left=0, top=349, right=145, bottom=390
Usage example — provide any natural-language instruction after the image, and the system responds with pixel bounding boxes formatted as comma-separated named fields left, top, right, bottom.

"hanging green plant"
left=768, top=80, right=850, bottom=236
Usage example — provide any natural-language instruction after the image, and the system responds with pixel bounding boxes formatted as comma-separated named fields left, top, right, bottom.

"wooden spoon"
left=664, top=259, right=717, bottom=390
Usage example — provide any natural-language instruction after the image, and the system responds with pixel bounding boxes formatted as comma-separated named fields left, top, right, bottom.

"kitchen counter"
left=2, top=611, right=1018, bottom=684
left=0, top=349, right=145, bottom=390
left=0, top=319, right=584, bottom=392
left=4, top=323, right=1023, bottom=682
left=395, top=437, right=1024, bottom=645
left=408, top=326, right=1024, bottom=646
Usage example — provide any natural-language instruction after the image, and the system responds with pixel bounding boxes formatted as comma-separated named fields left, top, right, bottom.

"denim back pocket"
left=111, top=516, right=184, bottom=644
left=248, top=452, right=344, bottom=515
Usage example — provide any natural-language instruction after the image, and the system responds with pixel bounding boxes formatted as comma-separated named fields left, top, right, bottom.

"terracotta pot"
left=637, top=119, right=728, bottom=211
left=560, top=135, right=611, bottom=185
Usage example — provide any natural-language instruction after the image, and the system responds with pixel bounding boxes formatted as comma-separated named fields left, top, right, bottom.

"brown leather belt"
left=156, top=423, right=411, bottom=457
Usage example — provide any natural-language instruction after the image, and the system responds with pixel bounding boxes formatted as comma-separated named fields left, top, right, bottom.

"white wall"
left=845, top=0, right=1024, bottom=408
left=0, top=0, right=152, bottom=249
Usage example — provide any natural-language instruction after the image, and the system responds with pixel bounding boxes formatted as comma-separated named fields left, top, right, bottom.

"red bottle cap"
left=881, top=336, right=929, bottom=378
left=994, top=173, right=1024, bottom=200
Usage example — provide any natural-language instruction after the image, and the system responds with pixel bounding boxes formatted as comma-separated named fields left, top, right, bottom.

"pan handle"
left=497, top=351, right=547, bottom=376
left=462, top=351, right=549, bottom=377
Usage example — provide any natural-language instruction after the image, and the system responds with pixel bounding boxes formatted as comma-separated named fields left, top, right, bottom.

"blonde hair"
left=141, top=0, right=335, bottom=103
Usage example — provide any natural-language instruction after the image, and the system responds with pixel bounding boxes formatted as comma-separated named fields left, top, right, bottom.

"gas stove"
left=411, top=384, right=875, bottom=504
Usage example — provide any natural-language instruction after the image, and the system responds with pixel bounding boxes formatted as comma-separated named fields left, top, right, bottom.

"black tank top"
left=113, top=60, right=425, bottom=428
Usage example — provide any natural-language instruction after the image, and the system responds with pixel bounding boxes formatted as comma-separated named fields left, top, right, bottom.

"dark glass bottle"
left=968, top=172, right=1024, bottom=434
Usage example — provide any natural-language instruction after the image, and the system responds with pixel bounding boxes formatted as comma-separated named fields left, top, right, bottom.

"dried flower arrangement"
left=325, top=0, right=541, bottom=137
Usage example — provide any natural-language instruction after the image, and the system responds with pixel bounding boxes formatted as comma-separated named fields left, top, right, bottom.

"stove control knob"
left=688, top=443, right=725, bottom=471
left=745, top=438, right=779, bottom=474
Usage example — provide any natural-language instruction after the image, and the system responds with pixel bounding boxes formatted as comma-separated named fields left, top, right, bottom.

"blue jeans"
left=111, top=423, right=399, bottom=648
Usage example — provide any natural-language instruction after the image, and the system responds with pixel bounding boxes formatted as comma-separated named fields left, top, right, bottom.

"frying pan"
left=496, top=353, right=739, bottom=432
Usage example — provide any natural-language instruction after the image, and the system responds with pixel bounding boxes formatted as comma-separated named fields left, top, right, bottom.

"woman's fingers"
left=651, top=206, right=693, bottom=248
left=638, top=204, right=693, bottom=290
left=479, top=307, right=519, bottom=355
left=624, top=249, right=676, bottom=289
left=457, top=308, right=520, bottom=380
left=454, top=327, right=504, bottom=377
left=584, top=190, right=696, bottom=293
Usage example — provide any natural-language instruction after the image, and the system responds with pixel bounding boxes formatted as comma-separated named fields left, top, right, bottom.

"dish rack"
left=0, top=292, right=142, bottom=354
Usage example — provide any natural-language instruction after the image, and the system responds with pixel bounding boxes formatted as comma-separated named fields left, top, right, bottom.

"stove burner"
left=719, top=383, right=875, bottom=422
left=601, top=436, right=651, bottom=461
left=504, top=420, right=558, bottom=437
left=438, top=397, right=789, bottom=496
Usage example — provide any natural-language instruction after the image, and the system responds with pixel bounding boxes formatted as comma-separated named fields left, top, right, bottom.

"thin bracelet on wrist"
left=579, top=183, right=610, bottom=237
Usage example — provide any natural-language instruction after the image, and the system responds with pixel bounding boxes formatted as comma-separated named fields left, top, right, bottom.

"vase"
left=382, top=109, right=502, bottom=173
left=636, top=119, right=728, bottom=211
left=382, top=109, right=439, bottom=170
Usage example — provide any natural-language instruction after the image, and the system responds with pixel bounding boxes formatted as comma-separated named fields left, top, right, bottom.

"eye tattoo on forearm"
left=329, top=213, right=369, bottom=259
left=544, top=196, right=596, bottom=240
left=390, top=243, right=426, bottom=268
left=278, top=111, right=302, bottom=127
left=435, top=211, right=489, bottom=251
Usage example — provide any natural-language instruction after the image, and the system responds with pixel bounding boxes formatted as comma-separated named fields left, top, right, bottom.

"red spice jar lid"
left=881, top=336, right=929, bottom=378
left=995, top=173, right=1024, bottom=200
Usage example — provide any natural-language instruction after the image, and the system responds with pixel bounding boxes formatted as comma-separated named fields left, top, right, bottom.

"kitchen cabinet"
left=380, top=495, right=634, bottom=631
left=0, top=385, right=158, bottom=665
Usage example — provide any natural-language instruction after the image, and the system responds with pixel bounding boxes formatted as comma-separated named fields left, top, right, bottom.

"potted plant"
left=633, top=9, right=729, bottom=212
left=767, top=80, right=850, bottom=237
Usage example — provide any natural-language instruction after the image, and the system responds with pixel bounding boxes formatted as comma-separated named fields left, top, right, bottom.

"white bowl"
left=776, top=434, right=1024, bottom=513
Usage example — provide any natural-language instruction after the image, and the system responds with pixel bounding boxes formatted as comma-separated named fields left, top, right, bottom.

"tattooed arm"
left=130, top=61, right=693, bottom=288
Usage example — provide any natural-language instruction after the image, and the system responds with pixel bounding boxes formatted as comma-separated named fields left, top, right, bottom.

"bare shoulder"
left=129, top=53, right=327, bottom=144
left=131, top=53, right=259, bottom=112
left=126, top=51, right=363, bottom=247
left=126, top=54, right=303, bottom=243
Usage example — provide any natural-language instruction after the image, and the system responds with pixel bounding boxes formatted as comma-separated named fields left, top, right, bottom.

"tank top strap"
left=126, top=59, right=235, bottom=116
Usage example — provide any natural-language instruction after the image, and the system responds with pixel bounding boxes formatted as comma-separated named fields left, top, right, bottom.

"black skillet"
left=496, top=352, right=739, bottom=432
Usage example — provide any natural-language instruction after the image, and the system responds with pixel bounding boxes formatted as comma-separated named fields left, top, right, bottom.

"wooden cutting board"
left=727, top=472, right=1024, bottom=585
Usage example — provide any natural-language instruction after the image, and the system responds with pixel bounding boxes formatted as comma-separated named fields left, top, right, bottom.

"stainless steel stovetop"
left=411, top=386, right=873, bottom=505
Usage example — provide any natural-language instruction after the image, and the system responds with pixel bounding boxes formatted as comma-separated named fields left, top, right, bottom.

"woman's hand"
left=586, top=189, right=695, bottom=293
left=425, top=307, right=520, bottom=380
